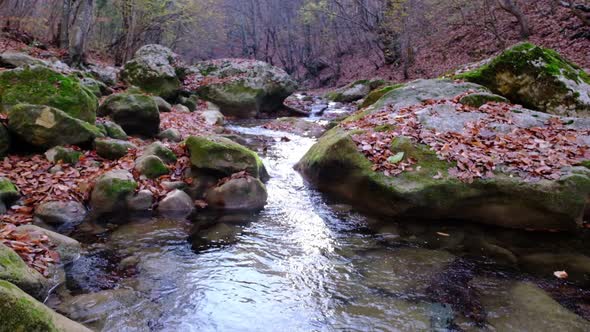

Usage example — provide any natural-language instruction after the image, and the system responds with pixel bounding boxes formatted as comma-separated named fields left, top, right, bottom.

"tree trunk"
left=497, top=0, right=531, bottom=39
left=69, top=0, right=94, bottom=67
left=59, top=0, right=72, bottom=49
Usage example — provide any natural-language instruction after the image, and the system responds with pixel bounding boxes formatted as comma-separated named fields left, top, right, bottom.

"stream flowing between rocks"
left=47, top=113, right=590, bottom=332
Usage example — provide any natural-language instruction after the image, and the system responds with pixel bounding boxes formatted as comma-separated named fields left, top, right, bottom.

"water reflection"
left=52, top=121, right=590, bottom=332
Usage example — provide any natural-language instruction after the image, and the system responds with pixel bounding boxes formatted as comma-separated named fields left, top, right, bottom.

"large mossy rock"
left=191, top=59, right=298, bottom=118
left=0, top=52, right=48, bottom=68
left=98, top=93, right=160, bottom=137
left=119, top=44, right=182, bottom=99
left=90, top=170, right=138, bottom=217
left=326, top=78, right=389, bottom=103
left=0, top=243, right=50, bottom=300
left=0, top=66, right=98, bottom=122
left=0, top=280, right=92, bottom=332
left=7, top=104, right=103, bottom=148
left=186, top=135, right=268, bottom=180
left=455, top=43, right=590, bottom=117
left=296, top=79, right=590, bottom=230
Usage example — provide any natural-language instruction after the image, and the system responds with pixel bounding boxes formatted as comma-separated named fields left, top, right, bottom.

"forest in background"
left=0, top=0, right=589, bottom=87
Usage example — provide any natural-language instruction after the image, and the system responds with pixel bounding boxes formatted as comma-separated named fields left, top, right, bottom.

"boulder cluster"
left=0, top=44, right=294, bottom=329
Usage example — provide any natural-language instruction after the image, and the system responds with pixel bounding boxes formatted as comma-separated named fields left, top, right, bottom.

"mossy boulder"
left=158, top=128, right=182, bottom=142
left=0, top=124, right=10, bottom=157
left=95, top=138, right=136, bottom=160
left=80, top=77, right=110, bottom=97
left=90, top=170, right=138, bottom=218
left=205, top=176, right=268, bottom=211
left=296, top=79, right=590, bottom=230
left=98, top=93, right=160, bottom=137
left=153, top=96, right=172, bottom=113
left=101, top=121, right=128, bottom=140
left=186, top=135, right=268, bottom=180
left=0, top=280, right=92, bottom=332
left=142, top=141, right=177, bottom=163
left=326, top=78, right=389, bottom=103
left=191, top=59, right=298, bottom=118
left=7, top=104, right=103, bottom=148
left=119, top=44, right=182, bottom=99
left=0, top=66, right=98, bottom=122
left=360, top=84, right=404, bottom=109
left=0, top=244, right=50, bottom=300
left=134, top=155, right=168, bottom=179
left=455, top=43, right=590, bottom=116
left=44, top=146, right=82, bottom=164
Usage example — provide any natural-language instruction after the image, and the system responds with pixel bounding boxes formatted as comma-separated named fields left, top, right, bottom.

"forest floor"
left=322, top=0, right=590, bottom=88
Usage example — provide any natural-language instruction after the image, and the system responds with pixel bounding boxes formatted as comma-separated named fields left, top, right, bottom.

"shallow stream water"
left=48, top=115, right=590, bottom=331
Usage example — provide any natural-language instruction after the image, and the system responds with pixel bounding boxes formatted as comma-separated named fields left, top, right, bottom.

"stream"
left=47, top=115, right=590, bottom=331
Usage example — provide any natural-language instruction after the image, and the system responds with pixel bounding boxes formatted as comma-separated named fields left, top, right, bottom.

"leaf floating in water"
left=554, top=270, right=568, bottom=279
left=387, top=152, right=405, bottom=164
left=436, top=232, right=450, bottom=237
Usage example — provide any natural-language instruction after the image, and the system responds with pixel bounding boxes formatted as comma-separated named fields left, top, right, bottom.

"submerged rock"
left=186, top=135, right=268, bottom=180
left=0, top=66, right=98, bottom=122
left=472, top=278, right=589, bottom=331
left=519, top=253, right=590, bottom=286
left=0, top=243, right=50, bottom=300
left=191, top=59, right=298, bottom=118
left=98, top=93, right=160, bottom=137
left=456, top=43, right=590, bottom=117
left=0, top=280, right=92, bottom=332
left=7, top=104, right=103, bottom=148
left=296, top=79, right=590, bottom=230
left=120, top=44, right=182, bottom=98
left=205, top=176, right=268, bottom=211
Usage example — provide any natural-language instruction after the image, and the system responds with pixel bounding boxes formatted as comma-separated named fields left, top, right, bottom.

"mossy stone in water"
left=186, top=135, right=268, bottom=180
left=0, top=280, right=92, bottom=332
left=0, top=66, right=98, bottom=122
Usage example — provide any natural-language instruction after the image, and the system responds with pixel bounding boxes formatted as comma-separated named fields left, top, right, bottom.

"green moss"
left=0, top=280, right=59, bottom=332
left=95, top=139, right=135, bottom=160
left=45, top=146, right=82, bottom=164
left=104, top=179, right=137, bottom=199
left=361, top=84, right=404, bottom=109
left=374, top=124, right=396, bottom=132
left=135, top=155, right=169, bottom=179
left=0, top=177, right=18, bottom=203
left=0, top=66, right=98, bottom=122
left=459, top=92, right=509, bottom=108
left=186, top=135, right=266, bottom=179
left=143, top=142, right=177, bottom=163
